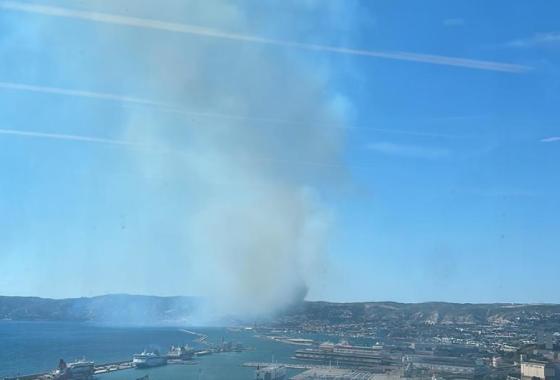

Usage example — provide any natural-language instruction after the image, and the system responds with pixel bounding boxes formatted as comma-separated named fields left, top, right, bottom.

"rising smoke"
left=33, top=0, right=352, bottom=319
left=115, top=1, right=351, bottom=319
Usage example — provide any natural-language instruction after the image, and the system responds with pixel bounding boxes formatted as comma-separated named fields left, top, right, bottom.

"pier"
left=4, top=359, right=194, bottom=380
left=179, top=329, right=209, bottom=345
left=243, top=362, right=334, bottom=370
left=4, top=341, right=245, bottom=380
left=93, top=360, right=134, bottom=375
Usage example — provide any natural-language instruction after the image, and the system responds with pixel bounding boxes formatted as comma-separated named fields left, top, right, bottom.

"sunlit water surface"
left=0, top=321, right=306, bottom=380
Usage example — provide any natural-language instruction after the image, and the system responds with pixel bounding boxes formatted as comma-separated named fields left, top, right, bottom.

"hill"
left=2, top=295, right=560, bottom=326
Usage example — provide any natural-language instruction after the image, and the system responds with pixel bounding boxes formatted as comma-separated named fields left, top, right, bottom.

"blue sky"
left=0, top=1, right=559, bottom=305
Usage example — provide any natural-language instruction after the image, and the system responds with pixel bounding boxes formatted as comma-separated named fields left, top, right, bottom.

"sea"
left=0, top=321, right=313, bottom=380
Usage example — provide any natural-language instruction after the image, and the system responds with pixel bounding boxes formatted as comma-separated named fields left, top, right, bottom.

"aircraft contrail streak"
left=0, top=81, right=165, bottom=107
left=0, top=127, right=362, bottom=169
left=0, top=127, right=142, bottom=146
left=0, top=1, right=531, bottom=73
left=0, top=81, right=461, bottom=138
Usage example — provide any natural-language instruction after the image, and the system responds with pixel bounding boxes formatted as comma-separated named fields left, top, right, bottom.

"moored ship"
left=53, top=358, right=95, bottom=380
left=167, top=344, right=194, bottom=360
left=133, top=350, right=167, bottom=368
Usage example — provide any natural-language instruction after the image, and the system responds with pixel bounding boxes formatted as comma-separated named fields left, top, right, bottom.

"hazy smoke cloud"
left=28, top=0, right=350, bottom=319
left=117, top=1, right=347, bottom=318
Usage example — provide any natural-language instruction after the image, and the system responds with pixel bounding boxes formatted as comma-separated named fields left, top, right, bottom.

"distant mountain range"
left=2, top=295, right=560, bottom=326
left=0, top=294, right=200, bottom=324
left=289, top=301, right=560, bottom=326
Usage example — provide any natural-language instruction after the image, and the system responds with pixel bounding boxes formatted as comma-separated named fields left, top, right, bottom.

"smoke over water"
left=24, top=0, right=351, bottom=320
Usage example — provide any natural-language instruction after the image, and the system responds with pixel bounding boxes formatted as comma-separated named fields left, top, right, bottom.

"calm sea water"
left=0, top=321, right=303, bottom=380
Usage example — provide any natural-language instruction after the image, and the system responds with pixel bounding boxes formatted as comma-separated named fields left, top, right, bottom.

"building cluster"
left=257, top=314, right=560, bottom=379
left=518, top=331, right=560, bottom=380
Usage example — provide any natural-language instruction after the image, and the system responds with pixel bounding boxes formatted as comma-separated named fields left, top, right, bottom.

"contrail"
left=0, top=1, right=531, bottom=73
left=0, top=81, right=310, bottom=126
left=0, top=81, right=315, bottom=124
left=0, top=81, right=462, bottom=139
left=0, top=81, right=166, bottom=107
left=0, top=127, right=364, bottom=169
left=0, top=127, right=142, bottom=146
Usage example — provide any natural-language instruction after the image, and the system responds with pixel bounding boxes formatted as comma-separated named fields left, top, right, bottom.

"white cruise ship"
left=133, top=350, right=167, bottom=368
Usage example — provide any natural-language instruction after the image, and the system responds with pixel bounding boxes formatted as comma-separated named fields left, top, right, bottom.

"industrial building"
left=294, top=342, right=399, bottom=370
left=403, top=355, right=485, bottom=379
left=520, top=360, right=560, bottom=380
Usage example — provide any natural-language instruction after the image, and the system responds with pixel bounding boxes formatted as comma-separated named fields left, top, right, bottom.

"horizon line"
left=1, top=293, right=556, bottom=306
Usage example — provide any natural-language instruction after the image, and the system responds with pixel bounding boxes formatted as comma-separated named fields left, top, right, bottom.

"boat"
left=53, top=358, right=95, bottom=380
left=167, top=344, right=194, bottom=360
left=133, top=350, right=167, bottom=368
left=194, top=350, right=212, bottom=357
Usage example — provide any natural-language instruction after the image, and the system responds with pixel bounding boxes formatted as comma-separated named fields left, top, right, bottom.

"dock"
left=4, top=337, right=246, bottom=380
left=4, top=359, right=192, bottom=380
left=243, top=362, right=334, bottom=370
left=93, top=360, right=135, bottom=375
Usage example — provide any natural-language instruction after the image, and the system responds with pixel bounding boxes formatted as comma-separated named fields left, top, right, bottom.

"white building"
left=521, top=360, right=558, bottom=380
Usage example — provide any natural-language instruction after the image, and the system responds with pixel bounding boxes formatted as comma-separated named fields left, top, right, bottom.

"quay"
left=4, top=359, right=190, bottom=380
left=4, top=340, right=243, bottom=380
left=243, top=362, right=333, bottom=370
left=93, top=360, right=134, bottom=375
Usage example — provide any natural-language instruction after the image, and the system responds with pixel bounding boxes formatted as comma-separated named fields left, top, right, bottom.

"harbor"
left=3, top=338, right=250, bottom=380
left=5, top=358, right=180, bottom=380
left=5, top=319, right=543, bottom=380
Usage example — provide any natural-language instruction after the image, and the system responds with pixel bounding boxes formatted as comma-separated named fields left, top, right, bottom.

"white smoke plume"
left=6, top=0, right=351, bottom=319
left=100, top=0, right=349, bottom=318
